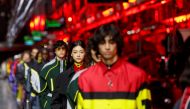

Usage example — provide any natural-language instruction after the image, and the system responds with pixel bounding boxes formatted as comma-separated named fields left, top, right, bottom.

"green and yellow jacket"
left=39, top=57, right=67, bottom=109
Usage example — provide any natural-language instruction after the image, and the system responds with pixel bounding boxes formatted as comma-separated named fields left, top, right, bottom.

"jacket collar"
left=98, top=58, right=124, bottom=75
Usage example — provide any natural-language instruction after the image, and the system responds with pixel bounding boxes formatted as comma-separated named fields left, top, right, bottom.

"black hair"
left=53, top=40, right=68, bottom=52
left=69, top=40, right=86, bottom=52
left=35, top=48, right=50, bottom=63
left=92, top=23, right=124, bottom=56
left=86, top=37, right=95, bottom=55
left=85, top=37, right=96, bottom=65
left=67, top=40, right=86, bottom=67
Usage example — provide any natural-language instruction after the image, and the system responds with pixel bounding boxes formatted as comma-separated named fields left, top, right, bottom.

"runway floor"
left=0, top=78, right=18, bottom=109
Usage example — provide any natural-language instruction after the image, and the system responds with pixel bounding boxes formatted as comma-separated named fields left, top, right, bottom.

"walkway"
left=0, top=78, right=18, bottom=109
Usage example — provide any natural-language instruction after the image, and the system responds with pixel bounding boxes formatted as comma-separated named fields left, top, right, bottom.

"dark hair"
left=86, top=37, right=95, bottom=55
left=85, top=37, right=95, bottom=65
left=69, top=40, right=86, bottom=52
left=92, top=23, right=124, bottom=56
left=67, top=40, right=86, bottom=67
left=53, top=40, right=68, bottom=52
left=35, top=48, right=50, bottom=63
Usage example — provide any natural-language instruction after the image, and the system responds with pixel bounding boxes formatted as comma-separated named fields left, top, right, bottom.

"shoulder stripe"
left=45, top=60, right=59, bottom=79
left=185, top=97, right=190, bottom=109
left=41, top=58, right=56, bottom=70
left=69, top=68, right=87, bottom=84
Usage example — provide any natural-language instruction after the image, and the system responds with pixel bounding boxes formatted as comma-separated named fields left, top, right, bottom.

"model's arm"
left=136, top=73, right=152, bottom=109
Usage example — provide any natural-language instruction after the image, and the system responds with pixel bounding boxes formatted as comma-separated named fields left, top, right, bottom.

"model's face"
left=37, top=53, right=42, bottom=61
left=55, top=45, right=66, bottom=59
left=71, top=45, right=85, bottom=63
left=23, top=53, right=31, bottom=63
left=98, top=36, right=118, bottom=61
left=31, top=48, right=38, bottom=59
left=42, top=50, right=48, bottom=60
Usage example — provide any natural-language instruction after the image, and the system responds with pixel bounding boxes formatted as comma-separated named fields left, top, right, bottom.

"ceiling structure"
left=1, top=0, right=190, bottom=62
left=47, top=0, right=190, bottom=43
left=0, top=0, right=13, bottom=42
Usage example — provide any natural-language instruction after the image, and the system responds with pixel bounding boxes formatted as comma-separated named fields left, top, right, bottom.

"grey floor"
left=0, top=79, right=18, bottom=109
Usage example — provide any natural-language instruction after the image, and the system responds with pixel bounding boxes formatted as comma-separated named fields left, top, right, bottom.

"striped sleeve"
left=136, top=74, right=152, bottom=109
left=39, top=67, right=47, bottom=93
left=67, top=78, right=79, bottom=109
left=66, top=69, right=87, bottom=109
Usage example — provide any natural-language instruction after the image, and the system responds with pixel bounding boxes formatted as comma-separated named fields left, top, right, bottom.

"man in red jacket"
left=67, top=23, right=152, bottom=109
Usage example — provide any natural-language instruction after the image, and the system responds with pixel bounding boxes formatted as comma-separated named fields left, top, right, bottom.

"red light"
left=68, top=17, right=72, bottom=22
left=76, top=23, right=81, bottom=28
left=166, top=28, right=170, bottom=33
left=87, top=16, right=95, bottom=24
left=29, top=15, right=45, bottom=31
left=29, top=21, right=35, bottom=31
left=161, top=0, right=166, bottom=4
left=41, top=19, right=45, bottom=26
left=150, top=0, right=156, bottom=4
left=102, top=8, right=114, bottom=17
left=128, top=0, right=136, bottom=3
left=176, top=0, right=183, bottom=9
left=30, top=22, right=34, bottom=29
left=34, top=16, right=40, bottom=25
left=123, top=2, right=129, bottom=10
left=52, top=0, right=56, bottom=10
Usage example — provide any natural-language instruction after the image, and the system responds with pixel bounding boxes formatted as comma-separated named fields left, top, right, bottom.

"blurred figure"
left=39, top=40, right=68, bottom=109
left=51, top=40, right=86, bottom=109
left=41, top=48, right=50, bottom=63
left=16, top=51, right=31, bottom=86
left=173, top=37, right=190, bottom=109
left=0, top=61, right=7, bottom=78
left=28, top=49, right=50, bottom=109
left=9, top=54, right=21, bottom=95
left=67, top=23, right=151, bottom=109
left=16, top=49, right=44, bottom=109
left=6, top=58, right=13, bottom=77
left=31, top=47, right=39, bottom=61
left=15, top=51, right=31, bottom=108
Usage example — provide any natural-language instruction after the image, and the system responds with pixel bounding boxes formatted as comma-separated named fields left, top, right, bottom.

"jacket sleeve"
left=66, top=68, right=87, bottom=109
left=39, top=68, right=48, bottom=93
left=136, top=72, right=152, bottom=109
left=38, top=67, right=48, bottom=108
left=51, top=74, right=64, bottom=109
left=51, top=67, right=74, bottom=109
left=76, top=92, right=84, bottom=109
left=15, top=63, right=25, bottom=84
left=30, top=68, right=41, bottom=93
left=67, top=78, right=79, bottom=109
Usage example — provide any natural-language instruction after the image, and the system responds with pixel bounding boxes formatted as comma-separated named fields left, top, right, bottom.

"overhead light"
left=102, top=8, right=114, bottom=17
left=161, top=0, right=166, bottom=4
left=128, top=0, right=136, bottom=3
left=123, top=2, right=130, bottom=10
left=68, top=17, right=72, bottom=22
